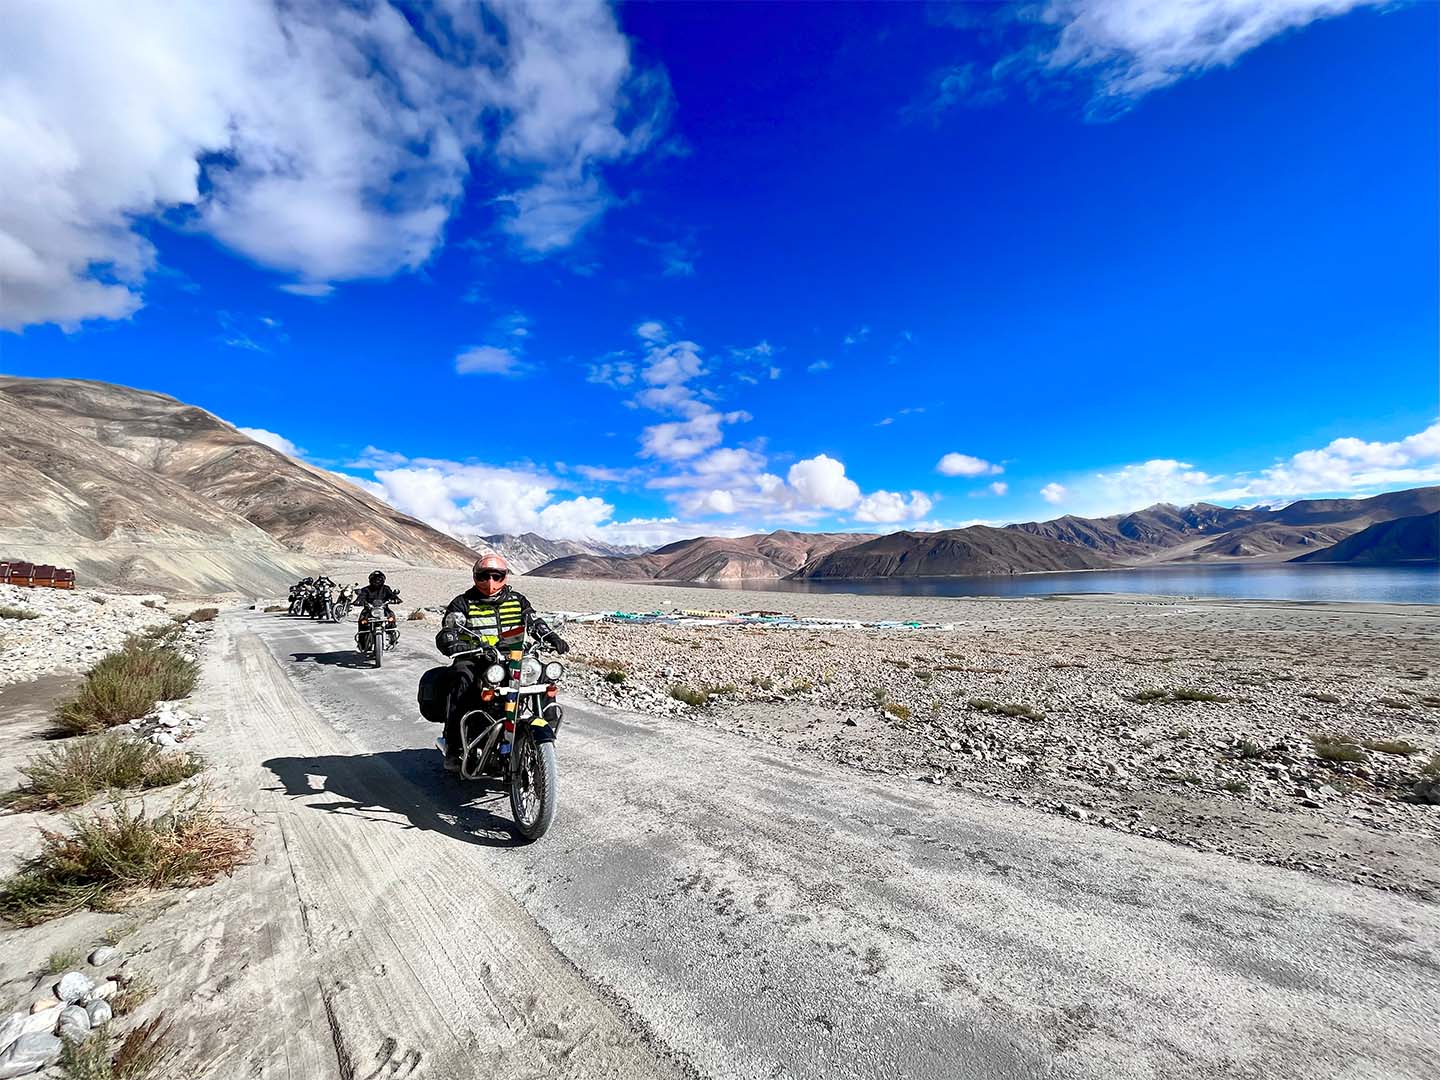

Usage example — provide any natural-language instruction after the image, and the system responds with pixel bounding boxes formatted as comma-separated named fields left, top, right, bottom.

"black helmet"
left=369, top=570, right=385, bottom=586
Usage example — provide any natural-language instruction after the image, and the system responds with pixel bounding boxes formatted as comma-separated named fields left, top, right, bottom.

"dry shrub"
left=0, top=798, right=251, bottom=926
left=263, top=605, right=286, bottom=613
left=1309, top=733, right=1367, bottom=764
left=669, top=684, right=709, bottom=707
left=407, top=609, right=426, bottom=621
left=55, top=640, right=198, bottom=736
left=6, top=734, right=203, bottom=811
left=0, top=605, right=39, bottom=620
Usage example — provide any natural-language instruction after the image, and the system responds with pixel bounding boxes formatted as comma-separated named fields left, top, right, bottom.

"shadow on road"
left=290, top=650, right=374, bottom=670
left=264, top=748, right=525, bottom=848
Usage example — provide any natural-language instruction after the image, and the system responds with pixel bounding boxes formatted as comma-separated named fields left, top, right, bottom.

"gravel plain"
left=310, top=564, right=1440, bottom=899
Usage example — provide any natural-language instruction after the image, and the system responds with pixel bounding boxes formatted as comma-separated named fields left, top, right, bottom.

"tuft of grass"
left=46, top=946, right=83, bottom=973
left=1359, top=737, right=1422, bottom=756
left=6, top=734, right=204, bottom=812
left=784, top=679, right=814, bottom=694
left=140, top=599, right=162, bottom=609
left=968, top=698, right=1044, bottom=720
left=184, top=608, right=218, bottom=623
left=1423, top=753, right=1440, bottom=777
left=602, top=670, right=626, bottom=685
left=1222, top=780, right=1248, bottom=794
left=668, top=684, right=710, bottom=707
left=1233, top=739, right=1265, bottom=760
left=1125, top=687, right=1230, bottom=705
left=1050, top=661, right=1087, bottom=669
left=0, top=605, right=39, bottom=620
left=1309, top=733, right=1367, bottom=764
left=914, top=669, right=934, bottom=683
left=750, top=675, right=775, bottom=691
left=111, top=972, right=156, bottom=1017
left=61, top=1014, right=176, bottom=1080
left=407, top=609, right=426, bottom=621
left=586, top=656, right=628, bottom=674
left=1303, top=691, right=1341, bottom=704
left=1376, top=697, right=1410, bottom=710
left=882, top=702, right=912, bottom=721
left=892, top=659, right=910, bottom=670
left=0, top=798, right=251, bottom=926
left=54, top=640, right=198, bottom=736
left=99, top=919, right=140, bottom=947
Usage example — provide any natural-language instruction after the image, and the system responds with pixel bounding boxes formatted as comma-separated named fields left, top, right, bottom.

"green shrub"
left=6, top=734, right=204, bottom=811
left=882, top=702, right=912, bottom=721
left=669, top=684, right=709, bottom=707
left=784, top=679, right=814, bottom=694
left=602, top=670, right=626, bottom=685
left=184, top=607, right=219, bottom=623
left=1125, top=687, right=1230, bottom=705
left=0, top=799, right=250, bottom=926
left=1309, top=734, right=1367, bottom=764
left=0, top=606, right=39, bottom=621
left=55, top=640, right=198, bottom=736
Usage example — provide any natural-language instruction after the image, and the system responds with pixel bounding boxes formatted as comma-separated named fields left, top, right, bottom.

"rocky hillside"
left=0, top=377, right=480, bottom=592
left=794, top=526, right=1113, bottom=579
left=469, top=532, right=650, bottom=574
left=1008, top=488, right=1440, bottom=564
left=1292, top=512, right=1439, bottom=565
left=528, top=530, right=876, bottom=582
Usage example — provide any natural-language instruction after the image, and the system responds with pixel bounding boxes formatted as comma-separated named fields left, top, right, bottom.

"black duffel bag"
left=417, top=666, right=451, bottom=724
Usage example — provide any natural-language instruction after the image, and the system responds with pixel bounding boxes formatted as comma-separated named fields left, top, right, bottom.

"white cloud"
left=787, top=455, right=861, bottom=511
left=1251, top=421, right=1440, bottom=497
left=0, top=0, right=666, bottom=330
left=640, top=410, right=749, bottom=461
left=1040, top=0, right=1388, bottom=102
left=456, top=345, right=523, bottom=377
left=989, top=481, right=1009, bottom=496
left=238, top=426, right=303, bottom=458
left=937, top=452, right=1004, bottom=477
left=843, top=326, right=870, bottom=347
left=277, top=282, right=335, bottom=298
left=807, top=360, right=832, bottom=374
left=854, top=490, right=934, bottom=524
left=635, top=320, right=668, bottom=343
left=1041, top=482, right=1068, bottom=504
left=1089, top=458, right=1219, bottom=508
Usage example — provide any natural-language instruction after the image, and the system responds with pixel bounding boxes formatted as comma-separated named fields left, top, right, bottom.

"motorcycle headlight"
left=484, top=663, right=506, bottom=685
left=520, top=656, right=542, bottom=685
left=542, top=661, right=565, bottom=682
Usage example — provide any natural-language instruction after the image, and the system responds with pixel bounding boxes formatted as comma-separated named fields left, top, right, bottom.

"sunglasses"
left=474, top=570, right=508, bottom=582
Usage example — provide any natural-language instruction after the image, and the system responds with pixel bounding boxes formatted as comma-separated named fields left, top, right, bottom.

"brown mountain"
left=0, top=392, right=312, bottom=593
left=794, top=527, right=1112, bottom=579
left=1008, top=488, right=1440, bottom=564
left=1292, top=512, right=1438, bottom=565
left=528, top=530, right=876, bottom=583
left=468, top=532, right=651, bottom=574
left=0, top=377, right=479, bottom=569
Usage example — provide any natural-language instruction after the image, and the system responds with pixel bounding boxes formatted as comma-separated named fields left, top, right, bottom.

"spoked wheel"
left=372, top=630, right=383, bottom=668
left=509, top=734, right=557, bottom=841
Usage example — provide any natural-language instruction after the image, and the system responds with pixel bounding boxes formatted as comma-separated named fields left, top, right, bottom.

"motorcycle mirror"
left=443, top=612, right=465, bottom=629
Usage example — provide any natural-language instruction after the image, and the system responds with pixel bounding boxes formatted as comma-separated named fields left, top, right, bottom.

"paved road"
left=240, top=610, right=1437, bottom=1080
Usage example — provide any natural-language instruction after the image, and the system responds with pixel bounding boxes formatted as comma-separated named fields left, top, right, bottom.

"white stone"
left=84, top=981, right=116, bottom=1002
left=55, top=1006, right=90, bottom=1043
left=0, top=1013, right=24, bottom=1054
left=87, top=947, right=119, bottom=968
left=151, top=732, right=179, bottom=748
left=0, top=1033, right=63, bottom=1078
left=54, top=973, right=92, bottom=1004
left=82, top=1001, right=111, bottom=1028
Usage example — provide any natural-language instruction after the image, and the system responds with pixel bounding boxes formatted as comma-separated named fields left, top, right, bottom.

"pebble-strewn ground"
left=0, top=584, right=176, bottom=687
left=293, top=567, right=1440, bottom=898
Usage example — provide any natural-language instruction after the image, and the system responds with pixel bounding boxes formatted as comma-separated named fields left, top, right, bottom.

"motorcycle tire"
left=509, top=734, right=557, bottom=841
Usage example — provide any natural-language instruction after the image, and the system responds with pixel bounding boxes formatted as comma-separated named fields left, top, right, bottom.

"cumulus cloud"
left=1251, top=421, right=1440, bottom=498
left=787, top=455, right=861, bottom=511
left=854, top=490, right=935, bottom=524
left=1040, top=482, right=1068, bottom=504
left=0, top=0, right=666, bottom=330
left=238, top=426, right=303, bottom=458
left=937, top=452, right=1004, bottom=477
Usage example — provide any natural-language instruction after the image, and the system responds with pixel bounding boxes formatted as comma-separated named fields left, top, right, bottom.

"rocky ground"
left=312, top=567, right=1440, bottom=899
left=0, top=584, right=177, bottom=688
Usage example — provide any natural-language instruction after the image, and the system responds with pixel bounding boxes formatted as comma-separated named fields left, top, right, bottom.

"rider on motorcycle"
left=354, top=570, right=402, bottom=644
left=433, top=554, right=569, bottom=772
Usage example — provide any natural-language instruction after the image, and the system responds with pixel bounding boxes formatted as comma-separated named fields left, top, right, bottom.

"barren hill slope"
left=794, top=526, right=1112, bottom=579
left=528, top=530, right=875, bottom=582
left=470, top=532, right=650, bottom=574
left=1292, top=512, right=1439, bottom=565
left=0, top=377, right=479, bottom=568
left=0, top=395, right=311, bottom=593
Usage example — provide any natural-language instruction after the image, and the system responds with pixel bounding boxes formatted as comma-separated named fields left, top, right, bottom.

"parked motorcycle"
left=355, top=601, right=398, bottom=667
left=287, top=584, right=306, bottom=616
left=421, top=615, right=565, bottom=840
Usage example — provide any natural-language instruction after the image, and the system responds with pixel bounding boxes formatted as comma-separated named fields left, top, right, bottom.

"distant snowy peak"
left=465, top=532, right=652, bottom=574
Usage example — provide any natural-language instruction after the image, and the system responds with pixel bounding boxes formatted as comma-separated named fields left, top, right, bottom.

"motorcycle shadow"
left=263, top=748, right=526, bottom=848
left=290, top=650, right=375, bottom=670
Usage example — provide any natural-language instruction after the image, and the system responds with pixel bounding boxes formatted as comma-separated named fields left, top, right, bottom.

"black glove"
left=546, top=633, right=570, bottom=655
left=435, top=628, right=462, bottom=656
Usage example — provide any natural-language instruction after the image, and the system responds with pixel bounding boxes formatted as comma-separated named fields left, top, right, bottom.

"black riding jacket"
left=443, top=585, right=555, bottom=649
left=355, top=584, right=401, bottom=610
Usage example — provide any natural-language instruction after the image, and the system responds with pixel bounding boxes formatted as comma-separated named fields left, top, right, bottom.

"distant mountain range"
left=1293, top=511, right=1438, bottom=565
left=467, top=532, right=649, bottom=574
left=530, top=487, right=1440, bottom=582
left=527, top=530, right=876, bottom=583
left=0, top=377, right=480, bottom=593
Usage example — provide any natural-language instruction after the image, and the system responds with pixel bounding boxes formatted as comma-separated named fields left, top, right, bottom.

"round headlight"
left=542, top=661, right=564, bottom=682
left=483, top=663, right=506, bottom=685
left=520, top=656, right=542, bottom=685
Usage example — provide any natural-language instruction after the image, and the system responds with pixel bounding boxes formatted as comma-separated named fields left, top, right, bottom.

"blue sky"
left=2, top=0, right=1436, bottom=544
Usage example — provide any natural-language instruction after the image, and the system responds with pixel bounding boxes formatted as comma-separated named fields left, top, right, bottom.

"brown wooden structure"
left=0, top=562, right=76, bottom=589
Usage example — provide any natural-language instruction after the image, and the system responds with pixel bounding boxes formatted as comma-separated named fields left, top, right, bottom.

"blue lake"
left=668, top=563, right=1438, bottom=605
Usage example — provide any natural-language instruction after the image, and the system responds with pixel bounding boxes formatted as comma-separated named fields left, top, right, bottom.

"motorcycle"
left=287, top=584, right=306, bottom=616
left=422, top=615, right=565, bottom=840
left=355, top=601, right=398, bottom=667
left=308, top=579, right=335, bottom=620
left=330, top=584, right=356, bottom=623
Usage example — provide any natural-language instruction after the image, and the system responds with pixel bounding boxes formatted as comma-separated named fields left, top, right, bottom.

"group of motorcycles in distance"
left=287, top=575, right=356, bottom=622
